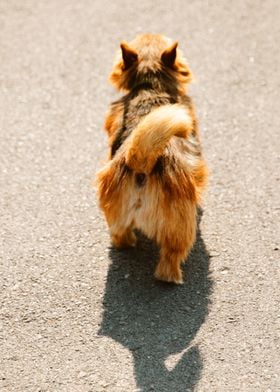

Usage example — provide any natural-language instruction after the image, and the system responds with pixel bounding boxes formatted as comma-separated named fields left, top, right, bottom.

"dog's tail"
left=125, top=104, right=193, bottom=174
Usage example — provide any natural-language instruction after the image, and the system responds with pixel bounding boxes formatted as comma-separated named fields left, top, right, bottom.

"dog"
left=97, top=34, right=208, bottom=284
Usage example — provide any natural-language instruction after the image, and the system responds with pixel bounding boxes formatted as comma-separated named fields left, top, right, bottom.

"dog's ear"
left=120, top=42, right=138, bottom=70
left=161, top=42, right=178, bottom=68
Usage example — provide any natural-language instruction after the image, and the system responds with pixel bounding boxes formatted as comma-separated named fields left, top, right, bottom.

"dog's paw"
left=111, top=231, right=137, bottom=248
left=154, top=263, right=183, bottom=285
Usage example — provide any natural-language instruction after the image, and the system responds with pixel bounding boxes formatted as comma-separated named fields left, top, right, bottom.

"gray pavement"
left=0, top=1, right=279, bottom=391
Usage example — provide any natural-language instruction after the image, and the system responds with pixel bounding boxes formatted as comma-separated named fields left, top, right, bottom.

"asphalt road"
left=1, top=1, right=279, bottom=391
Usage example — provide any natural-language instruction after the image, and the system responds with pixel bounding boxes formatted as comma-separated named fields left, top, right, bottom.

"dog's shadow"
left=98, top=211, right=213, bottom=391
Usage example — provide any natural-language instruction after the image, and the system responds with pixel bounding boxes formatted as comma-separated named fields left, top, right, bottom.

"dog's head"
left=109, top=34, right=192, bottom=93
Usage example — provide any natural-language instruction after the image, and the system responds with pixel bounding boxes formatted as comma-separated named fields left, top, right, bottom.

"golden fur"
left=97, top=34, right=208, bottom=284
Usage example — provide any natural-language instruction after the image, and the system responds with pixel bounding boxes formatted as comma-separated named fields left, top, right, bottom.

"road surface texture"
left=1, top=1, right=279, bottom=391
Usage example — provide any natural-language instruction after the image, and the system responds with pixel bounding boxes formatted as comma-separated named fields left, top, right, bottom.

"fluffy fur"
left=97, top=34, right=208, bottom=284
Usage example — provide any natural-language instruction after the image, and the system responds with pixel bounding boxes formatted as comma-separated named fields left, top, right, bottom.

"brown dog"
left=97, top=34, right=208, bottom=284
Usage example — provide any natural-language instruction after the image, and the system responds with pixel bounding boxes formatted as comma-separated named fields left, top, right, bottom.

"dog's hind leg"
left=154, top=200, right=197, bottom=284
left=97, top=161, right=137, bottom=248
left=104, top=205, right=136, bottom=248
